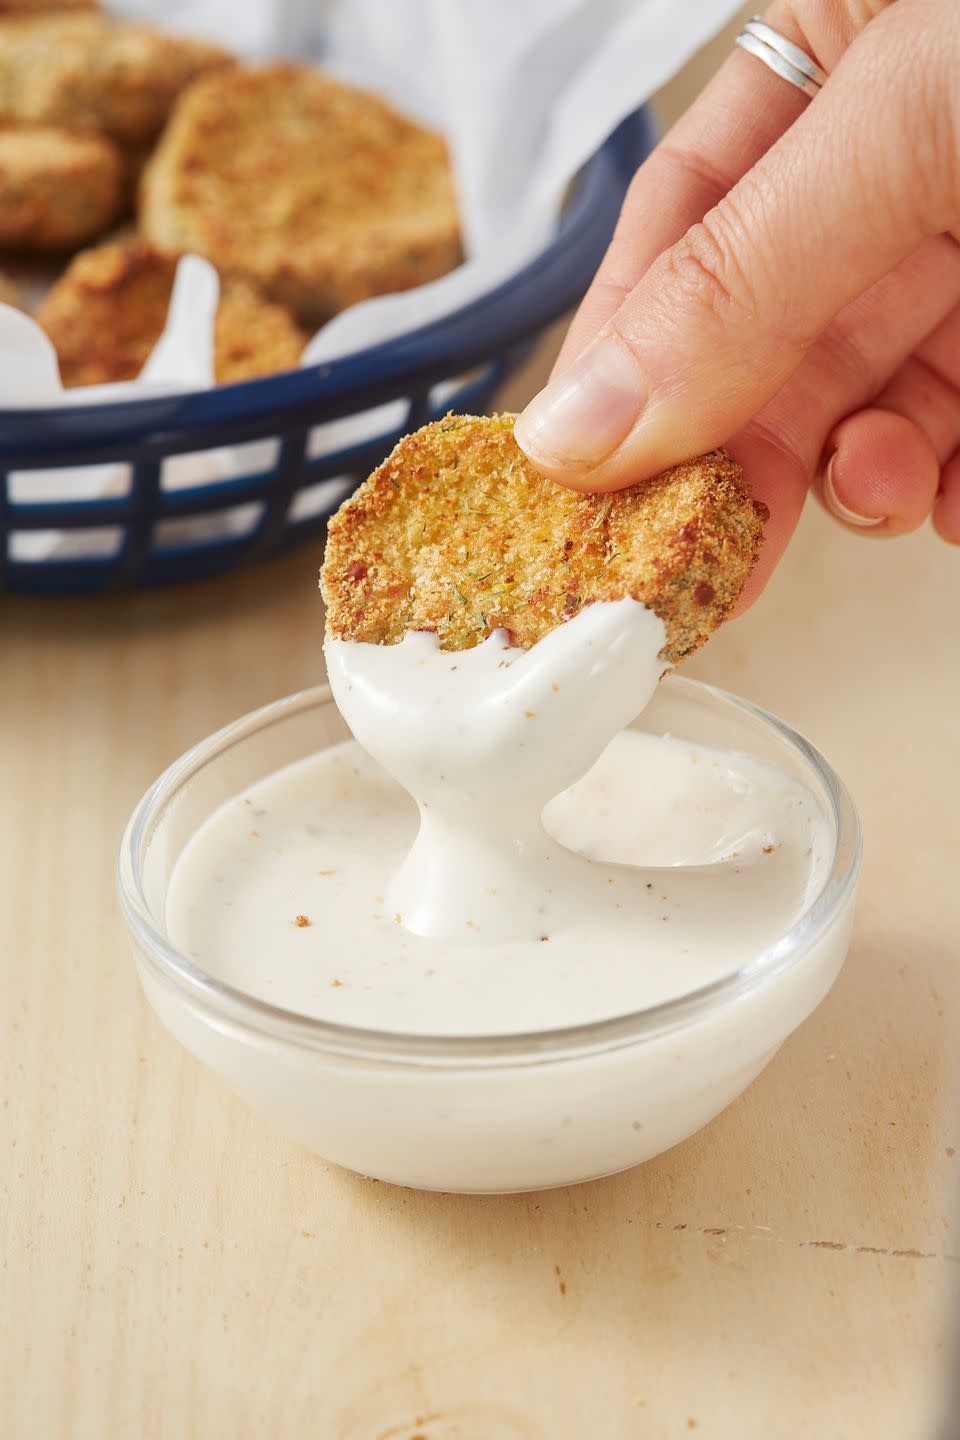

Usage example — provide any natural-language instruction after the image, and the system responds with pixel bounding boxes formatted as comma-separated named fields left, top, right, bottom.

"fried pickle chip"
left=0, top=15, right=232, bottom=146
left=0, top=123, right=121, bottom=249
left=321, top=414, right=766, bottom=663
left=140, top=63, right=461, bottom=323
left=35, top=236, right=306, bottom=385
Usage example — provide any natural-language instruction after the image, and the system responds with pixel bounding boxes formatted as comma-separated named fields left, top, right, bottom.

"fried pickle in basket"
left=0, top=124, right=121, bottom=249
left=321, top=414, right=766, bottom=664
left=0, top=14, right=232, bottom=146
left=35, top=236, right=306, bottom=385
left=140, top=63, right=461, bottom=323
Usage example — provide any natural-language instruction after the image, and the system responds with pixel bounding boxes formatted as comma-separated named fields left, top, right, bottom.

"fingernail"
left=514, top=333, right=645, bottom=469
left=821, top=452, right=885, bottom=528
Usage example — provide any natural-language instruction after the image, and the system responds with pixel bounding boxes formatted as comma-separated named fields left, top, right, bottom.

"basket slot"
left=160, top=438, right=281, bottom=492
left=8, top=526, right=124, bottom=563
left=288, top=475, right=355, bottom=524
left=152, top=502, right=265, bottom=553
left=307, top=399, right=407, bottom=461
left=7, top=463, right=132, bottom=505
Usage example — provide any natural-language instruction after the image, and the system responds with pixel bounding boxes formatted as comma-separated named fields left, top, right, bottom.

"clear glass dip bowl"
left=117, top=678, right=860, bottom=1194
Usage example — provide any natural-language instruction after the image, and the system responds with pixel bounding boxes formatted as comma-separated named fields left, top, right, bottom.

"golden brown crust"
left=212, top=273, right=308, bottom=384
left=140, top=63, right=461, bottom=323
left=0, top=15, right=232, bottom=145
left=321, top=414, right=766, bottom=664
left=0, top=123, right=121, bottom=248
left=35, top=236, right=306, bottom=385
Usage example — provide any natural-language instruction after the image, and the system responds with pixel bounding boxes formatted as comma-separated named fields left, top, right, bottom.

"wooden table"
left=4, top=17, right=958, bottom=1437
left=4, top=335, right=957, bottom=1439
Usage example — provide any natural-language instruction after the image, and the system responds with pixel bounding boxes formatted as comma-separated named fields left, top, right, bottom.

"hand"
left=514, top=0, right=960, bottom=606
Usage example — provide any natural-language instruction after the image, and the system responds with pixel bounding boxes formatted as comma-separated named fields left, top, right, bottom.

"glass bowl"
left=117, top=678, right=860, bottom=1193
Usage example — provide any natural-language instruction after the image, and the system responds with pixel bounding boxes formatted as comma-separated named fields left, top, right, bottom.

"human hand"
left=514, top=0, right=960, bottom=606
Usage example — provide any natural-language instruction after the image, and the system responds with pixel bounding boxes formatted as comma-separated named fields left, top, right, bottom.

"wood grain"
left=3, top=335, right=957, bottom=1440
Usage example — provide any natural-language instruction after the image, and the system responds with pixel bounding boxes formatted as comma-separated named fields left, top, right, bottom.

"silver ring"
left=736, top=16, right=828, bottom=101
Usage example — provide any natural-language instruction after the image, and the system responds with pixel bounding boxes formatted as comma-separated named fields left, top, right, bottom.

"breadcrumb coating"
left=0, top=14, right=232, bottom=145
left=321, top=414, right=766, bottom=664
left=35, top=236, right=306, bottom=385
left=0, top=123, right=121, bottom=249
left=140, top=63, right=461, bottom=323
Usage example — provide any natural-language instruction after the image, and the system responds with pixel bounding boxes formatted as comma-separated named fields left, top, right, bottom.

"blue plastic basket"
left=0, top=108, right=655, bottom=594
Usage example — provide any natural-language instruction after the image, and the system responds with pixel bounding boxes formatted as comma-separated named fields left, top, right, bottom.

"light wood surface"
left=4, top=15, right=959, bottom=1439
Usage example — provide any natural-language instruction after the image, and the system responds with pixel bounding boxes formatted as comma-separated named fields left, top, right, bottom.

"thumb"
left=514, top=8, right=959, bottom=490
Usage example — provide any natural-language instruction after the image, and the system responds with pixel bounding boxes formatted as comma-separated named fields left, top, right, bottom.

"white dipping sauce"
left=167, top=601, right=831, bottom=1037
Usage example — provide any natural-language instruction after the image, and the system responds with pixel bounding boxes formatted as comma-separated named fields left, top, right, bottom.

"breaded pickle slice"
left=322, top=414, right=766, bottom=663
left=0, top=124, right=121, bottom=249
left=36, top=236, right=305, bottom=385
left=140, top=64, right=461, bottom=323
